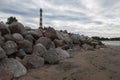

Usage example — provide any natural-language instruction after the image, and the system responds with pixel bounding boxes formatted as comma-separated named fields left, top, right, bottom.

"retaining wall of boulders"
left=0, top=22, right=104, bottom=79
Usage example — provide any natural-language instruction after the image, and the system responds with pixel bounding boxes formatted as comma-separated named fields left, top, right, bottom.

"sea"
left=102, top=41, right=120, bottom=46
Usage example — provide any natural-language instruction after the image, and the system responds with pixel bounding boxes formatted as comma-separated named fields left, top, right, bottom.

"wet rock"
left=18, top=40, right=33, bottom=53
left=0, top=22, right=10, bottom=35
left=12, top=33, right=24, bottom=42
left=3, top=41, right=18, bottom=55
left=32, top=43, right=47, bottom=57
left=0, top=46, right=6, bottom=59
left=8, top=22, right=27, bottom=35
left=44, top=27, right=57, bottom=40
left=36, top=37, right=52, bottom=49
left=0, top=67, right=14, bottom=80
left=0, top=58, right=27, bottom=78
left=22, top=55, right=44, bottom=69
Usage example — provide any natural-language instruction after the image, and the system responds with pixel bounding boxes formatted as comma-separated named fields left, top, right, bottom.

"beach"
left=17, top=46, right=120, bottom=80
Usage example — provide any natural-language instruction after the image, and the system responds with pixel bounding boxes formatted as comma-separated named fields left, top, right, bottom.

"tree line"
left=92, top=36, right=120, bottom=41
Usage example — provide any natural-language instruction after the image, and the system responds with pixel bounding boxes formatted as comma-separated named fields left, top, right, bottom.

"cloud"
left=0, top=0, right=120, bottom=38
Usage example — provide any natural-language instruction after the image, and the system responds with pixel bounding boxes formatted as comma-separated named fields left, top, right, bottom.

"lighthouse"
left=40, top=8, right=43, bottom=28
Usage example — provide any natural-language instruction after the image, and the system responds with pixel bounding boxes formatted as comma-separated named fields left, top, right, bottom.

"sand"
left=16, top=46, right=120, bottom=80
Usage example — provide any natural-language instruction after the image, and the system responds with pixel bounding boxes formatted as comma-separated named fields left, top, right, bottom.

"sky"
left=0, top=0, right=120, bottom=38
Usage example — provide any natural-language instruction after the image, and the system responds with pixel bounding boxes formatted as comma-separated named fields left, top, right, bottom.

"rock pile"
left=0, top=22, right=104, bottom=79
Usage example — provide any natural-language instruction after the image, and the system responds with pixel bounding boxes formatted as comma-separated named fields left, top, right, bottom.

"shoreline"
left=17, top=46, right=120, bottom=80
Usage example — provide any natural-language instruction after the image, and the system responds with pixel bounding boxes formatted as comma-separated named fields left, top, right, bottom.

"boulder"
left=32, top=43, right=47, bottom=57
left=0, top=22, right=10, bottom=35
left=56, top=48, right=70, bottom=60
left=56, top=31, right=73, bottom=48
left=56, top=31, right=64, bottom=40
left=3, top=34, right=14, bottom=41
left=8, top=22, right=27, bottom=35
left=0, top=46, right=6, bottom=59
left=27, top=29, right=43, bottom=39
left=36, top=37, right=52, bottom=49
left=62, top=44, right=70, bottom=50
left=0, top=58, right=27, bottom=78
left=0, top=67, right=14, bottom=80
left=70, top=34, right=80, bottom=44
left=18, top=40, right=33, bottom=53
left=79, top=35, right=89, bottom=44
left=25, top=26, right=31, bottom=31
left=22, top=55, right=44, bottom=69
left=25, top=34, right=35, bottom=43
left=54, top=39, right=64, bottom=47
left=0, top=35, right=5, bottom=45
left=43, top=48, right=70, bottom=64
left=82, top=44, right=94, bottom=50
left=12, top=33, right=24, bottom=41
left=16, top=49, right=27, bottom=59
left=57, top=31, right=72, bottom=42
left=43, top=48, right=61, bottom=64
left=3, top=41, right=18, bottom=55
left=49, top=41, right=56, bottom=49
left=44, top=27, right=57, bottom=40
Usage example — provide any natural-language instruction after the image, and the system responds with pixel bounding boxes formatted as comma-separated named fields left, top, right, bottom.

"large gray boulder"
left=56, top=31, right=71, bottom=42
left=12, top=33, right=24, bottom=41
left=16, top=49, right=27, bottom=59
left=8, top=22, right=27, bottom=35
left=56, top=48, right=70, bottom=59
left=27, top=29, right=43, bottom=39
left=54, top=39, right=64, bottom=47
left=44, top=27, right=57, bottom=40
left=0, top=35, right=5, bottom=45
left=70, top=34, right=80, bottom=44
left=32, top=43, right=47, bottom=57
left=3, top=41, right=18, bottom=55
left=0, top=58, right=27, bottom=78
left=3, top=34, right=14, bottom=41
left=36, top=37, right=52, bottom=49
left=49, top=41, right=56, bottom=49
left=43, top=48, right=70, bottom=64
left=0, top=22, right=10, bottom=35
left=56, top=31, right=73, bottom=48
left=0, top=46, right=6, bottom=59
left=25, top=34, right=35, bottom=43
left=22, top=55, right=44, bottom=69
left=18, top=40, right=33, bottom=53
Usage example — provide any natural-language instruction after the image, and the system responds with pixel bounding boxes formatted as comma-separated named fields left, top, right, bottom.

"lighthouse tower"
left=40, top=8, right=43, bottom=28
